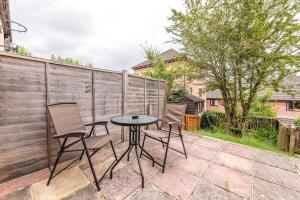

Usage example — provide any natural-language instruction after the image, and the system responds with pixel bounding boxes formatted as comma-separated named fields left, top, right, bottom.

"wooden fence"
left=0, top=52, right=167, bottom=183
left=277, top=119, right=300, bottom=154
left=184, top=114, right=200, bottom=131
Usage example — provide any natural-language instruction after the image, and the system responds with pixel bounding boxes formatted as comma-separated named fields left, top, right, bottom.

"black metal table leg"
left=110, top=125, right=156, bottom=188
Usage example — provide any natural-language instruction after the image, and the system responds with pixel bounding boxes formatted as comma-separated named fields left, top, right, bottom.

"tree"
left=51, top=54, right=80, bottom=65
left=167, top=0, right=300, bottom=135
left=141, top=45, right=181, bottom=99
left=16, top=45, right=32, bottom=56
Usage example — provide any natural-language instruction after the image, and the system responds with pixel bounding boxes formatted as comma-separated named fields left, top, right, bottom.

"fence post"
left=158, top=80, right=160, bottom=118
left=144, top=79, right=147, bottom=114
left=45, top=62, right=51, bottom=169
left=122, top=70, right=128, bottom=142
left=289, top=126, right=296, bottom=154
left=92, top=68, right=95, bottom=136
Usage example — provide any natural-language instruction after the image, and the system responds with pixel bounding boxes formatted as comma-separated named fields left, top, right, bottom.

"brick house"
left=206, top=75, right=300, bottom=118
left=132, top=48, right=206, bottom=109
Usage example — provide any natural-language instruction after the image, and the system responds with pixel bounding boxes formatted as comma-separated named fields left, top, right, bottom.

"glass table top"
left=110, top=115, right=158, bottom=126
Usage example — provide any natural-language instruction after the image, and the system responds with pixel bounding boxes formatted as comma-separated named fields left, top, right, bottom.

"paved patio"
left=1, top=132, right=300, bottom=200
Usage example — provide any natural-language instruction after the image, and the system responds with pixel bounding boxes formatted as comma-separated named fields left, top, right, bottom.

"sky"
left=10, top=0, right=184, bottom=72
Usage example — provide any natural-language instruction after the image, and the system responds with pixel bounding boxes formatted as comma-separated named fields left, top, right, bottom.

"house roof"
left=206, top=75, right=300, bottom=101
left=132, top=49, right=180, bottom=70
left=184, top=94, right=205, bottom=102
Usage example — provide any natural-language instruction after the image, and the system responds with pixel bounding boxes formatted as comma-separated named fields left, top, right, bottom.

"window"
left=198, top=102, right=204, bottom=112
left=287, top=101, right=300, bottom=111
left=198, top=88, right=203, bottom=97
left=189, top=87, right=192, bottom=94
left=210, top=99, right=219, bottom=106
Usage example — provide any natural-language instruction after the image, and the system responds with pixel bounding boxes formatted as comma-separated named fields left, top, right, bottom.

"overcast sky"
left=10, top=0, right=184, bottom=71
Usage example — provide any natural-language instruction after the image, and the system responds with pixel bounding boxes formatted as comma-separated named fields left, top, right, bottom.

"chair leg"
left=110, top=140, right=117, bottom=160
left=47, top=138, right=67, bottom=186
left=162, top=135, right=171, bottom=173
left=81, top=137, right=100, bottom=191
left=127, top=145, right=133, bottom=161
left=179, top=133, right=187, bottom=159
left=79, top=150, right=85, bottom=161
left=140, top=134, right=146, bottom=158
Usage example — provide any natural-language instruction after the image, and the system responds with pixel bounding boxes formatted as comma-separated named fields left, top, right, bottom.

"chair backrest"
left=161, top=103, right=187, bottom=128
left=48, top=103, right=85, bottom=137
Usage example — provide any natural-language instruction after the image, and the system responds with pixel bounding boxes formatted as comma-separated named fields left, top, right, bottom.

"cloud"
left=10, top=0, right=183, bottom=71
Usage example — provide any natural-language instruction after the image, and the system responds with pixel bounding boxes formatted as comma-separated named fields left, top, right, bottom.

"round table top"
left=110, top=115, right=158, bottom=126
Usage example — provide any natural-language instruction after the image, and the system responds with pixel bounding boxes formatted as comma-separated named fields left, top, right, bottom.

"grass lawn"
left=197, top=128, right=290, bottom=155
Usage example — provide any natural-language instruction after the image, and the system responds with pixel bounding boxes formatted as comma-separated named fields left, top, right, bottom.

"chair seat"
left=67, top=135, right=112, bottom=150
left=142, top=129, right=169, bottom=138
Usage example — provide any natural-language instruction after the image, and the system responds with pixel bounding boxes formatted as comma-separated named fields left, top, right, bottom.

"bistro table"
left=110, top=114, right=158, bottom=188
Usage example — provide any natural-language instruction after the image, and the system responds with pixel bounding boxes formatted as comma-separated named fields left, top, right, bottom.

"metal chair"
left=47, top=102, right=117, bottom=191
left=140, top=104, right=187, bottom=172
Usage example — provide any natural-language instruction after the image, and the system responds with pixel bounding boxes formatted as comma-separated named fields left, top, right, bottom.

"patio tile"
left=189, top=179, right=243, bottom=200
left=126, top=183, right=174, bottom=200
left=203, top=164, right=252, bottom=199
left=150, top=167, right=198, bottom=200
left=214, top=152, right=253, bottom=175
left=253, top=161, right=300, bottom=192
left=192, top=136, right=223, bottom=150
left=171, top=155, right=209, bottom=177
left=253, top=177, right=300, bottom=200
left=123, top=153, right=160, bottom=180
left=221, top=143, right=256, bottom=160
left=83, top=157, right=125, bottom=183
left=100, top=165, right=142, bottom=200
left=61, top=184, right=105, bottom=200
left=188, top=144, right=217, bottom=161
left=254, top=150, right=297, bottom=172
left=0, top=168, right=49, bottom=198
left=31, top=166, right=90, bottom=200
left=147, top=146, right=182, bottom=163
left=0, top=186, right=31, bottom=200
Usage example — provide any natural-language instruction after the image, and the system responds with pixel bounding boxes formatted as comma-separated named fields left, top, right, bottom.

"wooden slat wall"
left=127, top=76, right=145, bottom=115
left=0, top=56, right=47, bottom=183
left=146, top=79, right=159, bottom=117
left=0, top=53, right=166, bottom=183
left=94, top=70, right=122, bottom=141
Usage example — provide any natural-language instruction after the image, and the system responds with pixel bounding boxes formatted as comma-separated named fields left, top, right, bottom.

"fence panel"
left=127, top=76, right=145, bottom=115
left=94, top=70, right=123, bottom=141
left=0, top=56, right=47, bottom=183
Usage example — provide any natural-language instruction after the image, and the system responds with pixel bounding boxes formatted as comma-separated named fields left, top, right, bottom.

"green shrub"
left=249, top=128, right=278, bottom=146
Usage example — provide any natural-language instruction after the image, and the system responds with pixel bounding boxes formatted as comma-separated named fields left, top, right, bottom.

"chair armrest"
left=52, top=131, right=85, bottom=138
left=85, top=121, right=108, bottom=126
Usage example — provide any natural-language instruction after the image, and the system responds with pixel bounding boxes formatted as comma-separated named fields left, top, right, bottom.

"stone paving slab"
left=191, top=136, right=223, bottom=151
left=171, top=155, right=209, bottom=178
left=188, top=144, right=218, bottom=161
left=253, top=161, right=300, bottom=192
left=203, top=164, right=252, bottom=198
left=122, top=153, right=160, bottom=180
left=61, top=184, right=105, bottom=200
left=254, top=150, right=297, bottom=172
left=221, top=143, right=256, bottom=160
left=31, top=166, right=90, bottom=200
left=0, top=186, right=31, bottom=200
left=253, top=177, right=300, bottom=200
left=189, top=179, right=244, bottom=200
left=126, top=183, right=174, bottom=200
left=100, top=165, right=142, bottom=200
left=214, top=152, right=253, bottom=175
left=150, top=167, right=199, bottom=200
